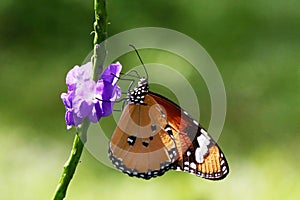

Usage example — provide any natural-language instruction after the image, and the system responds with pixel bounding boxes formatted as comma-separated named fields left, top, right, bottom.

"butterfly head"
left=128, top=78, right=149, bottom=105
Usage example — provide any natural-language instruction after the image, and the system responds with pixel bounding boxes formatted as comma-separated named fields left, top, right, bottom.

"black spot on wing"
left=127, top=136, right=136, bottom=146
left=142, top=141, right=149, bottom=147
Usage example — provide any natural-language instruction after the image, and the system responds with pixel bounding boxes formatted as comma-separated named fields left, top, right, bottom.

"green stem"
left=93, top=0, right=107, bottom=45
left=52, top=0, right=107, bottom=199
left=52, top=119, right=90, bottom=200
left=92, top=0, right=108, bottom=80
left=52, top=134, right=84, bottom=200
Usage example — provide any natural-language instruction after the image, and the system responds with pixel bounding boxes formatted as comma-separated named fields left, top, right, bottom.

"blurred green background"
left=1, top=0, right=299, bottom=199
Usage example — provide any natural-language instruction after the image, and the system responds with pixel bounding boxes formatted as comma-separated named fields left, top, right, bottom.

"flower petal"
left=65, top=110, right=74, bottom=128
left=101, top=101, right=114, bottom=117
left=78, top=101, right=94, bottom=118
left=66, top=62, right=93, bottom=86
left=89, top=102, right=102, bottom=122
left=101, top=62, right=122, bottom=84
left=61, top=61, right=122, bottom=129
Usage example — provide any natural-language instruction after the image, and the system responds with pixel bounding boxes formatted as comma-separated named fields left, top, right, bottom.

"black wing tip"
left=170, top=158, right=229, bottom=181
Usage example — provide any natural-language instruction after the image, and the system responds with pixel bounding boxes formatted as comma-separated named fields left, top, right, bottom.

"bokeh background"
left=1, top=0, right=299, bottom=199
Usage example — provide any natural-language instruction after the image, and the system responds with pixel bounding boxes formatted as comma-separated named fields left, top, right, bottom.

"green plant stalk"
left=52, top=0, right=107, bottom=199
left=92, top=0, right=107, bottom=80
left=52, top=121, right=88, bottom=200
left=93, top=0, right=107, bottom=45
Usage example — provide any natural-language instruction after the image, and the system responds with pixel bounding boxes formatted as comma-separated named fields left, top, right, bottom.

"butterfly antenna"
left=129, top=44, right=149, bottom=80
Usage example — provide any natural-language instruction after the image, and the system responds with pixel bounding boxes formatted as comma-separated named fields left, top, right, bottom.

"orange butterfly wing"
left=109, top=94, right=177, bottom=179
left=149, top=92, right=229, bottom=180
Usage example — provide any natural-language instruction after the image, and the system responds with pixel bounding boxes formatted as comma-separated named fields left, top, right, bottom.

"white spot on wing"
left=164, top=126, right=172, bottom=132
left=222, top=166, right=227, bottom=172
left=127, top=138, right=133, bottom=143
left=190, top=162, right=196, bottom=169
left=200, top=128, right=209, bottom=136
left=220, top=159, right=225, bottom=165
left=193, top=120, right=199, bottom=126
left=195, top=148, right=204, bottom=163
left=186, top=151, right=191, bottom=156
left=197, top=134, right=209, bottom=146
left=195, top=134, right=210, bottom=163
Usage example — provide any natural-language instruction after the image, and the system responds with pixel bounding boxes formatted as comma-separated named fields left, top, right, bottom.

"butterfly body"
left=109, top=78, right=229, bottom=180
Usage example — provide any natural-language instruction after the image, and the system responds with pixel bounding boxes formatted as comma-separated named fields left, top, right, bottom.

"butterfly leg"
left=112, top=100, right=127, bottom=112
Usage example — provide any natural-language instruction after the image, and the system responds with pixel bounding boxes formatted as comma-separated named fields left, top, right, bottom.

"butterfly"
left=109, top=46, right=229, bottom=180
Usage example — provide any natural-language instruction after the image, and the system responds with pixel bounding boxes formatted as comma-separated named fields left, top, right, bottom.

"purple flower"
left=61, top=61, right=122, bottom=130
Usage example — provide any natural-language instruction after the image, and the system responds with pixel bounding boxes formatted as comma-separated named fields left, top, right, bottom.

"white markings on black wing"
left=171, top=124, right=215, bottom=175
left=186, top=150, right=191, bottom=156
left=173, top=108, right=212, bottom=166
left=190, top=162, right=196, bottom=170
left=193, top=120, right=199, bottom=126
left=220, top=153, right=228, bottom=174
left=172, top=123, right=229, bottom=179
left=195, top=131, right=211, bottom=163
left=164, top=124, right=174, bottom=140
left=128, top=78, right=149, bottom=105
